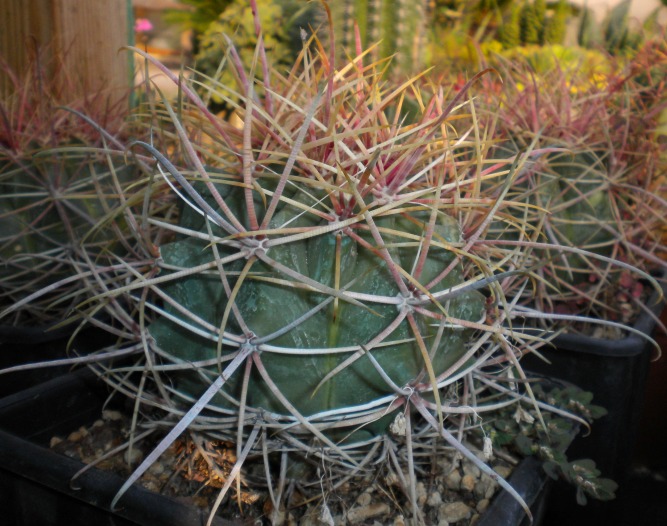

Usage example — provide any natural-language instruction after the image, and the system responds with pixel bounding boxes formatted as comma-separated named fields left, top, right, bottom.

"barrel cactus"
left=0, top=135, right=139, bottom=326
left=534, top=150, right=615, bottom=262
left=149, top=174, right=486, bottom=440
left=488, top=140, right=633, bottom=318
left=0, top=54, right=143, bottom=327
left=482, top=50, right=667, bottom=323
left=90, top=28, right=549, bottom=518
left=42, top=6, right=572, bottom=519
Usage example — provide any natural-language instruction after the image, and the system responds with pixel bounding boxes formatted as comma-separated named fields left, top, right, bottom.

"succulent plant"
left=5, top=5, right=654, bottom=524
left=481, top=380, right=618, bottom=504
left=0, top=54, right=143, bottom=327
left=57, top=13, right=571, bottom=520
left=326, top=0, right=431, bottom=78
left=477, top=44, right=667, bottom=327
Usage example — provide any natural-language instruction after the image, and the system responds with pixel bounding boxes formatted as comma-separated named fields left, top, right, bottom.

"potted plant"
left=0, top=361, right=609, bottom=525
left=0, top=6, right=659, bottom=525
left=0, top=48, right=148, bottom=331
left=0, top=50, right=181, bottom=396
left=472, top=37, right=667, bottom=521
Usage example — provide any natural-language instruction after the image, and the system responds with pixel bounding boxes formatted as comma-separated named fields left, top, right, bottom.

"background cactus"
left=491, top=143, right=617, bottom=292
left=0, top=146, right=135, bottom=322
left=543, top=0, right=569, bottom=45
left=520, top=1, right=542, bottom=45
left=499, top=2, right=522, bottom=49
left=328, top=0, right=431, bottom=78
left=479, top=46, right=667, bottom=324
left=0, top=54, right=142, bottom=326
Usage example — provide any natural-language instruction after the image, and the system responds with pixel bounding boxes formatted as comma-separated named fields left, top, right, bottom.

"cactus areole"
left=149, top=175, right=485, bottom=439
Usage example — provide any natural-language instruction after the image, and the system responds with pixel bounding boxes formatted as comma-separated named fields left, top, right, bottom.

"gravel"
left=50, top=411, right=518, bottom=525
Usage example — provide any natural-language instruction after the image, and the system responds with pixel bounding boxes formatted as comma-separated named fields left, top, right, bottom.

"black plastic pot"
left=0, top=325, right=115, bottom=398
left=0, top=322, right=75, bottom=344
left=0, top=370, right=553, bottom=526
left=476, top=456, right=551, bottom=526
left=521, top=282, right=666, bottom=525
left=0, top=369, right=239, bottom=526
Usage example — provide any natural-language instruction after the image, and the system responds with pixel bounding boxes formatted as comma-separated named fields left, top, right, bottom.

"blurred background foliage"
left=156, top=0, right=665, bottom=87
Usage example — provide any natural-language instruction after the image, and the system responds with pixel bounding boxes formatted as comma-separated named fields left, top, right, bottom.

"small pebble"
left=123, top=447, right=143, bottom=465
left=483, top=476, right=498, bottom=500
left=49, top=436, right=63, bottom=448
left=142, top=480, right=160, bottom=492
left=347, top=503, right=390, bottom=524
left=439, top=501, right=472, bottom=523
left=385, top=472, right=400, bottom=486
left=477, top=498, right=490, bottom=514
left=356, top=492, right=372, bottom=507
left=474, top=476, right=495, bottom=500
left=462, top=462, right=481, bottom=479
left=148, top=462, right=165, bottom=476
left=270, top=507, right=286, bottom=526
left=67, top=430, right=83, bottom=442
left=393, top=515, right=406, bottom=526
left=461, top=474, right=476, bottom=492
left=102, top=409, right=123, bottom=422
left=427, top=491, right=442, bottom=507
left=416, top=482, right=427, bottom=506
left=444, top=470, right=462, bottom=490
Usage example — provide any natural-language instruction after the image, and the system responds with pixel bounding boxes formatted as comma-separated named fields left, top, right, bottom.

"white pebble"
left=427, top=491, right=443, bottom=507
left=439, top=501, right=472, bottom=523
left=347, top=503, right=390, bottom=524
left=102, top=409, right=123, bottom=421
left=123, top=447, right=143, bottom=465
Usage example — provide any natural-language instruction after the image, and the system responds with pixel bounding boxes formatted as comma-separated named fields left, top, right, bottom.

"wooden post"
left=0, top=0, right=131, bottom=104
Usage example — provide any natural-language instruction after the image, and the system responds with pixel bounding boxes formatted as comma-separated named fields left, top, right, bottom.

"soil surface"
left=50, top=408, right=517, bottom=525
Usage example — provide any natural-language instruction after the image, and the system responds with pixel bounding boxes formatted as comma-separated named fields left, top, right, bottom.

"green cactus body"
left=500, top=3, right=522, bottom=49
left=543, top=0, right=568, bottom=45
left=0, top=157, right=119, bottom=254
left=149, top=180, right=485, bottom=437
left=491, top=144, right=615, bottom=289
left=520, top=1, right=541, bottom=45
left=329, top=0, right=429, bottom=78
left=539, top=150, right=615, bottom=263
